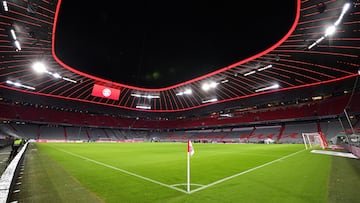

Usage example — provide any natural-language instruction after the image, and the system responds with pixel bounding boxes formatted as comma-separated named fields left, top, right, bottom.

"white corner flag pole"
left=187, top=143, right=191, bottom=192
left=187, top=139, right=194, bottom=192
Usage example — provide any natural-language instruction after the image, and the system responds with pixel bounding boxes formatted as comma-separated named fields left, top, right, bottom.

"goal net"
left=302, top=132, right=327, bottom=149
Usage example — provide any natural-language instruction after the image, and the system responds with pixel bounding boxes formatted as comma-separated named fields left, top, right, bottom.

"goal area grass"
left=12, top=142, right=360, bottom=203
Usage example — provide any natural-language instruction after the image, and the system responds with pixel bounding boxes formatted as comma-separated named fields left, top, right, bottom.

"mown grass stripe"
left=190, top=149, right=306, bottom=193
left=50, top=145, right=188, bottom=193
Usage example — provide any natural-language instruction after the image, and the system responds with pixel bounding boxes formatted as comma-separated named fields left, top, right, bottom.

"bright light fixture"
left=6, top=80, right=35, bottom=90
left=131, top=93, right=160, bottom=99
left=325, top=25, right=336, bottom=37
left=62, top=77, right=77, bottom=83
left=244, top=70, right=256, bottom=76
left=14, top=40, right=21, bottom=51
left=255, top=84, right=280, bottom=92
left=342, top=3, right=351, bottom=14
left=176, top=88, right=192, bottom=96
left=258, top=64, right=272, bottom=72
left=202, top=81, right=218, bottom=91
left=32, top=62, right=47, bottom=73
left=3, top=1, right=9, bottom=11
left=10, top=29, right=16, bottom=40
left=52, top=72, right=61, bottom=79
left=31, top=61, right=77, bottom=83
left=308, top=2, right=352, bottom=50
left=136, top=105, right=151, bottom=109
left=202, top=98, right=218, bottom=103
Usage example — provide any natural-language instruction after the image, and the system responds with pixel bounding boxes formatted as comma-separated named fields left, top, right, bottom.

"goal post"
left=302, top=132, right=327, bottom=149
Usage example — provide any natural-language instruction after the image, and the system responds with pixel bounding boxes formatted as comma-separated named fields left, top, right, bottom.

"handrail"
left=0, top=142, right=29, bottom=203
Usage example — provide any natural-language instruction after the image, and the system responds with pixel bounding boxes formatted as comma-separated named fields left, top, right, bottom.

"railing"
left=0, top=142, right=28, bottom=203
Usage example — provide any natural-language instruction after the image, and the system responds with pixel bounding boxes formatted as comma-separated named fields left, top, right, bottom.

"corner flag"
left=187, top=139, right=194, bottom=192
left=188, top=140, right=195, bottom=156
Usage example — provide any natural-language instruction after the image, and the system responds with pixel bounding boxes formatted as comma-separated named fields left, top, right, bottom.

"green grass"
left=328, top=155, right=360, bottom=203
left=13, top=142, right=359, bottom=203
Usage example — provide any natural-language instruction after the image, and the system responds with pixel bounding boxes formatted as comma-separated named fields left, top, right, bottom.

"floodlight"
left=177, top=88, right=192, bottom=96
left=136, top=105, right=151, bottom=109
left=10, top=29, right=16, bottom=40
left=62, top=77, right=77, bottom=83
left=255, top=84, right=280, bottom=92
left=145, top=95, right=160, bottom=99
left=202, top=81, right=218, bottom=91
left=184, top=89, right=192, bottom=95
left=258, top=64, right=272, bottom=72
left=202, top=83, right=210, bottom=91
left=202, top=98, right=218, bottom=103
left=209, top=81, right=218, bottom=88
left=52, top=72, right=61, bottom=78
left=325, top=25, right=336, bottom=37
left=32, top=62, right=47, bottom=73
left=131, top=93, right=159, bottom=99
left=2, top=1, right=9, bottom=12
left=6, top=80, right=35, bottom=90
left=342, top=3, right=351, bottom=14
left=14, top=40, right=21, bottom=51
left=244, top=70, right=256, bottom=76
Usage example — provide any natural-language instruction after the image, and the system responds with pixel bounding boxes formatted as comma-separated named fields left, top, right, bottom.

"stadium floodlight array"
left=32, top=62, right=77, bottom=83
left=308, top=3, right=352, bottom=49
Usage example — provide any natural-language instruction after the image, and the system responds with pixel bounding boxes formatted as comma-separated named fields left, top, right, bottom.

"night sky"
left=54, top=1, right=296, bottom=88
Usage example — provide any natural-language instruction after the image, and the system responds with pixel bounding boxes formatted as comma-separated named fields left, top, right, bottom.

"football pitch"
left=14, top=142, right=359, bottom=203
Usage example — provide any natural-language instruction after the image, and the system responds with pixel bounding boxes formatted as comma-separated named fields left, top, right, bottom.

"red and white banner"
left=91, top=84, right=120, bottom=100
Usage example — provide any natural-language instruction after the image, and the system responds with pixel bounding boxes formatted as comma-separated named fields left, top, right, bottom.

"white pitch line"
left=171, top=183, right=205, bottom=187
left=50, top=146, right=305, bottom=194
left=51, top=146, right=188, bottom=193
left=189, top=149, right=306, bottom=194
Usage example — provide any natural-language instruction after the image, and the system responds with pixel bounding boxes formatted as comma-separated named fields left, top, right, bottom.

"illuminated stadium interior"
left=0, top=0, right=360, bottom=202
left=0, top=0, right=359, bottom=115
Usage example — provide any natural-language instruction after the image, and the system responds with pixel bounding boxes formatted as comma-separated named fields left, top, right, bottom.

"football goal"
left=98, top=137, right=113, bottom=142
left=302, top=132, right=327, bottom=149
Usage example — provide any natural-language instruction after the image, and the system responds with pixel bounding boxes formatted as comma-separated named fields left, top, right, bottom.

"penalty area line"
left=50, top=146, right=188, bottom=194
left=189, top=149, right=306, bottom=194
left=171, top=183, right=205, bottom=187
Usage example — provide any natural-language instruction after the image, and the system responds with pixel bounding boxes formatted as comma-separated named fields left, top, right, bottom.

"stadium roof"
left=54, top=1, right=296, bottom=89
left=0, top=0, right=359, bottom=113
